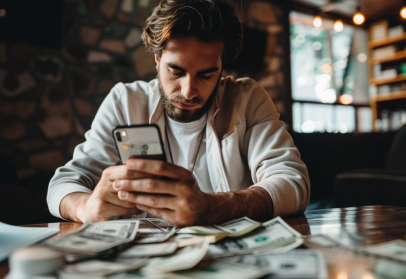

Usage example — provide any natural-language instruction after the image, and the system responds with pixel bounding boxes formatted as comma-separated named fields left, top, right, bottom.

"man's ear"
left=154, top=54, right=160, bottom=71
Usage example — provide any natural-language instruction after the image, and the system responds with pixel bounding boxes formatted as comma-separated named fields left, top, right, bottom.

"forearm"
left=60, top=192, right=91, bottom=222
left=204, top=187, right=273, bottom=225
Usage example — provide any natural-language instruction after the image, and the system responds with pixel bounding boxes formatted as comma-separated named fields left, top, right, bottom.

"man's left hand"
left=113, top=158, right=211, bottom=227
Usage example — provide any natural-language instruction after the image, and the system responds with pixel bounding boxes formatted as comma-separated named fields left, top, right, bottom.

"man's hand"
left=113, top=159, right=212, bottom=227
left=60, top=165, right=152, bottom=223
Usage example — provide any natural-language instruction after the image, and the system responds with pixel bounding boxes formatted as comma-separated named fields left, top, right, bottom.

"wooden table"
left=2, top=205, right=406, bottom=278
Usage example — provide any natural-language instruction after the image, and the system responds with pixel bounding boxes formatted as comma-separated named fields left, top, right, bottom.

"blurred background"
left=1, top=0, right=406, bottom=225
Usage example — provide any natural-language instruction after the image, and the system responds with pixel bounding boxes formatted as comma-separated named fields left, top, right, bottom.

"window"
left=290, top=11, right=371, bottom=133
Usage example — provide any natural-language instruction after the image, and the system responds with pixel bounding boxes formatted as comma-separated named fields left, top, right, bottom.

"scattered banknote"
left=177, top=217, right=261, bottom=237
left=360, top=239, right=406, bottom=262
left=173, top=233, right=228, bottom=248
left=46, top=221, right=139, bottom=254
left=135, top=227, right=178, bottom=244
left=141, top=237, right=211, bottom=274
left=120, top=242, right=178, bottom=257
left=206, top=217, right=302, bottom=258
left=172, top=259, right=272, bottom=279
left=373, top=258, right=406, bottom=279
left=137, top=218, right=175, bottom=230
left=59, top=257, right=148, bottom=278
left=302, top=234, right=350, bottom=250
left=219, top=250, right=328, bottom=279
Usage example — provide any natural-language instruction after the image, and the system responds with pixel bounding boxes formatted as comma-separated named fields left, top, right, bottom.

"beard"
left=158, top=72, right=219, bottom=122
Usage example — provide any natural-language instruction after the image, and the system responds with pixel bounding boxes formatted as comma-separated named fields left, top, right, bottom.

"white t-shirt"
left=165, top=114, right=213, bottom=193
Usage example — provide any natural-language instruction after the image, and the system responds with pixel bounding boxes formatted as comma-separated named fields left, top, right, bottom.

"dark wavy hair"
left=142, top=0, right=243, bottom=63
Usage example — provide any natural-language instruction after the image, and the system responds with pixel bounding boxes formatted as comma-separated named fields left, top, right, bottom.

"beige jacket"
left=47, top=76, right=311, bottom=219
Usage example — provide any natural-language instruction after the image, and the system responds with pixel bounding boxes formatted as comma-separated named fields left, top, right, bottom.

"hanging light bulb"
left=401, top=0, right=406, bottom=19
left=313, top=15, right=322, bottom=28
left=334, top=20, right=344, bottom=32
left=353, top=6, right=365, bottom=25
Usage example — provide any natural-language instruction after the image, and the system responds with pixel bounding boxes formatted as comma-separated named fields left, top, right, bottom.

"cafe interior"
left=1, top=0, right=406, bottom=277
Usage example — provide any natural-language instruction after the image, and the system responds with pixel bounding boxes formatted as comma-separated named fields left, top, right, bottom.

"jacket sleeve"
left=244, top=81, right=311, bottom=217
left=47, top=83, right=127, bottom=219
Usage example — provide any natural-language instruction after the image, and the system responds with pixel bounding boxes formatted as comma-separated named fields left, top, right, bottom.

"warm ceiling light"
left=401, top=6, right=406, bottom=19
left=0, top=9, right=6, bottom=17
left=340, top=94, right=353, bottom=105
left=334, top=20, right=344, bottom=32
left=353, top=12, right=365, bottom=25
left=313, top=15, right=322, bottom=28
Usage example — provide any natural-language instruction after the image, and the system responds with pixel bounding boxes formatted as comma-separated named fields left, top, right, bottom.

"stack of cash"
left=39, top=216, right=406, bottom=278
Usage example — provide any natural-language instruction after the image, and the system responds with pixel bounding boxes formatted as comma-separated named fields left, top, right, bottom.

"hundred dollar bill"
left=219, top=250, right=327, bottom=279
left=59, top=257, right=148, bottom=278
left=302, top=234, right=351, bottom=250
left=173, top=233, right=228, bottom=248
left=360, top=239, right=406, bottom=262
left=141, top=237, right=211, bottom=274
left=120, top=242, right=178, bottom=257
left=177, top=217, right=261, bottom=237
left=46, top=221, right=139, bottom=254
left=172, top=259, right=272, bottom=279
left=135, top=227, right=177, bottom=244
left=206, top=216, right=302, bottom=258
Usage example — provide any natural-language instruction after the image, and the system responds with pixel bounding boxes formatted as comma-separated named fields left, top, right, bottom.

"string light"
left=353, top=6, right=365, bottom=25
left=334, top=20, right=344, bottom=32
left=401, top=0, right=406, bottom=19
left=340, top=94, right=353, bottom=105
left=313, top=15, right=322, bottom=28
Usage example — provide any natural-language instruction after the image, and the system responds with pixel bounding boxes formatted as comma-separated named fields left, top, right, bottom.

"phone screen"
left=113, top=124, right=166, bottom=163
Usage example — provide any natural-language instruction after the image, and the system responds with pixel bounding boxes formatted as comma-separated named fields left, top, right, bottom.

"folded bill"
left=172, top=259, right=272, bottom=279
left=135, top=227, right=177, bottom=244
left=360, top=239, right=406, bottom=262
left=177, top=217, right=261, bottom=238
left=120, top=242, right=178, bottom=257
left=206, top=217, right=302, bottom=258
left=45, top=221, right=139, bottom=255
left=219, top=250, right=327, bottom=279
left=59, top=257, right=148, bottom=278
left=141, top=237, right=211, bottom=274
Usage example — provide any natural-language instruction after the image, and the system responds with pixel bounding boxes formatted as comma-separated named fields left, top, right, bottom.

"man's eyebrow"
left=166, top=63, right=219, bottom=74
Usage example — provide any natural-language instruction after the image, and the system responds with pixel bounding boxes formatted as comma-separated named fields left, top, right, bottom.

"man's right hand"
left=60, top=165, right=149, bottom=223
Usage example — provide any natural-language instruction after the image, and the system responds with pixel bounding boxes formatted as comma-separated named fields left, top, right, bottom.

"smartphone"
left=113, top=124, right=166, bottom=164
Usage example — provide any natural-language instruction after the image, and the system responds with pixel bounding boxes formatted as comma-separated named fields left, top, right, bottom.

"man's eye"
left=200, top=73, right=213, bottom=79
left=169, top=69, right=183, bottom=76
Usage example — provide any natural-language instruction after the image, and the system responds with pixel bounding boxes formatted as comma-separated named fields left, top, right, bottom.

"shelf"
left=371, top=91, right=406, bottom=102
left=369, top=33, right=406, bottom=48
left=370, top=50, right=406, bottom=64
left=370, top=74, right=406, bottom=85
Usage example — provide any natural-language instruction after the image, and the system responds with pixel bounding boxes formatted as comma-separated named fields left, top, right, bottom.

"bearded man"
left=47, top=0, right=310, bottom=227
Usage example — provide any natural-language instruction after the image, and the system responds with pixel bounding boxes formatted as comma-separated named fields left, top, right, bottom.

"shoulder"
left=109, top=79, right=159, bottom=101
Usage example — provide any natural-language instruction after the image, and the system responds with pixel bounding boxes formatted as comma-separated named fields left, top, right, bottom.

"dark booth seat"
left=334, top=124, right=406, bottom=208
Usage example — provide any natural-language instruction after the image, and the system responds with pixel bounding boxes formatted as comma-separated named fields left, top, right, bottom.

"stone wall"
left=0, top=0, right=288, bottom=224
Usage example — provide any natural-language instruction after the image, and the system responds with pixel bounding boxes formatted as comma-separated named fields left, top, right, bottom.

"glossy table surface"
left=2, top=205, right=406, bottom=278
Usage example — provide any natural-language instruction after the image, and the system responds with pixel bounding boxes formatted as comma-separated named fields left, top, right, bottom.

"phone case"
left=112, top=124, right=167, bottom=163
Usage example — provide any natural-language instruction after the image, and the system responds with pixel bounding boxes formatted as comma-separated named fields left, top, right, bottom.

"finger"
left=126, top=159, right=193, bottom=181
left=136, top=204, right=174, bottom=222
left=89, top=202, right=141, bottom=222
left=102, top=165, right=158, bottom=181
left=114, top=178, right=183, bottom=196
left=102, top=191, right=138, bottom=209
left=118, top=191, right=177, bottom=210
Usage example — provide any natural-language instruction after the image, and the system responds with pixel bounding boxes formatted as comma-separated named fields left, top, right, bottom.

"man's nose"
left=180, top=75, right=198, bottom=100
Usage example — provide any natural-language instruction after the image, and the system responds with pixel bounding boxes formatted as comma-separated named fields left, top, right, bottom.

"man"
left=47, top=0, right=310, bottom=227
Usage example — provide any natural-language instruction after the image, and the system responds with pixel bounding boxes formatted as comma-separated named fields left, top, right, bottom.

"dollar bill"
left=46, top=221, right=139, bottom=254
left=302, top=234, right=351, bottom=250
left=120, top=242, right=178, bottom=257
left=141, top=237, right=211, bottom=274
left=177, top=217, right=261, bottom=237
left=172, top=259, right=272, bottom=279
left=173, top=233, right=228, bottom=248
left=219, top=250, right=327, bottom=279
left=59, top=257, right=148, bottom=278
left=135, top=227, right=177, bottom=244
left=206, top=216, right=302, bottom=258
left=360, top=240, right=406, bottom=262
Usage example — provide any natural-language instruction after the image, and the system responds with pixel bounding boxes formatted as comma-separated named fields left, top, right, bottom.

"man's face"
left=156, top=35, right=224, bottom=122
